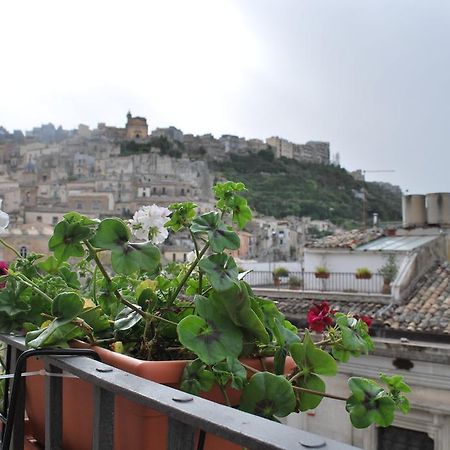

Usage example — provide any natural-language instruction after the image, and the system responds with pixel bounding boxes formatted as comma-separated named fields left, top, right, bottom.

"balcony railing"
left=0, top=334, right=359, bottom=450
left=245, top=271, right=385, bottom=294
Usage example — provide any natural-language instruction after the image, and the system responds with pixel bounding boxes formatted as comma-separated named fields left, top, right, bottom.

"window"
left=19, top=246, right=28, bottom=258
left=52, top=216, right=58, bottom=225
left=153, top=187, right=157, bottom=194
left=36, top=216, right=42, bottom=222
left=162, top=187, right=166, bottom=195
left=172, top=253, right=176, bottom=262
left=77, top=202, right=83, bottom=209
left=142, top=191, right=146, bottom=197
left=183, top=253, right=187, bottom=262
left=378, top=427, right=433, bottom=450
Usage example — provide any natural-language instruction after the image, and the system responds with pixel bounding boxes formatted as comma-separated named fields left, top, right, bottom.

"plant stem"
left=288, top=370, right=305, bottom=384
left=218, top=383, right=231, bottom=407
left=84, top=240, right=149, bottom=320
left=169, top=242, right=209, bottom=306
left=292, top=385, right=347, bottom=402
left=189, top=229, right=203, bottom=295
left=241, top=362, right=347, bottom=402
left=41, top=313, right=95, bottom=343
left=12, top=272, right=53, bottom=303
left=0, top=238, right=21, bottom=258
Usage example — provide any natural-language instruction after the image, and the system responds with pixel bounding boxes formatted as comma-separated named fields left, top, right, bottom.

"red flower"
left=355, top=314, right=373, bottom=328
left=0, top=261, right=8, bottom=288
left=307, top=301, right=334, bottom=333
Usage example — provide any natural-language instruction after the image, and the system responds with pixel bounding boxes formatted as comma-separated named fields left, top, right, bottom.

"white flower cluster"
left=128, top=204, right=170, bottom=244
left=0, top=199, right=9, bottom=230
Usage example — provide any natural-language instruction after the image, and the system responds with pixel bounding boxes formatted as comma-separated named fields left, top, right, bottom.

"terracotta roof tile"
left=306, top=228, right=383, bottom=249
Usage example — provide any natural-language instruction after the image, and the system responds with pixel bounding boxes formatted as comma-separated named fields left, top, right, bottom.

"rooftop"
left=356, top=235, right=438, bottom=252
left=273, top=262, right=450, bottom=337
left=306, top=228, right=383, bottom=249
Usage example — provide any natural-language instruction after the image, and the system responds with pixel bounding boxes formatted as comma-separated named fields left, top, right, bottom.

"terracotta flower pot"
left=314, top=272, right=330, bottom=279
left=25, top=343, right=295, bottom=450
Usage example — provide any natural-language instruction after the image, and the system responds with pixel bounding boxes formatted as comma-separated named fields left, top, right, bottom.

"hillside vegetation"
left=211, top=151, right=401, bottom=226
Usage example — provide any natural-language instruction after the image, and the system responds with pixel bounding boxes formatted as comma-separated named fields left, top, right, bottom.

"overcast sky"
left=1, top=0, right=449, bottom=194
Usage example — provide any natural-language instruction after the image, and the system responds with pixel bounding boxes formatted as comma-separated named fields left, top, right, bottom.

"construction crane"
left=360, top=170, right=396, bottom=228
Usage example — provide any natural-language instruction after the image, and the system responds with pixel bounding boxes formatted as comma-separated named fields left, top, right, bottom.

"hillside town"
left=0, top=112, right=334, bottom=263
left=2, top=113, right=450, bottom=449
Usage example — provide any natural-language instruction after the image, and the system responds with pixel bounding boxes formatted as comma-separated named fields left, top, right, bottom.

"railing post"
left=10, top=347, right=24, bottom=450
left=167, top=417, right=196, bottom=450
left=92, top=386, right=115, bottom=450
left=45, top=362, right=63, bottom=450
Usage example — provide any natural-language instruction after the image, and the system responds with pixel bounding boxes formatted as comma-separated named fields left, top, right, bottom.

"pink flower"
left=307, top=301, right=334, bottom=333
left=0, top=261, right=8, bottom=288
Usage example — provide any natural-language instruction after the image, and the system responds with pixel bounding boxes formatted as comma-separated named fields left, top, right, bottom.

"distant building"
left=151, top=126, right=183, bottom=142
left=266, top=136, right=294, bottom=159
left=125, top=111, right=148, bottom=140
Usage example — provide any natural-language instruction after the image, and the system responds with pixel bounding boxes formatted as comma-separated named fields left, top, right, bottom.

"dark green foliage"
left=211, top=154, right=401, bottom=222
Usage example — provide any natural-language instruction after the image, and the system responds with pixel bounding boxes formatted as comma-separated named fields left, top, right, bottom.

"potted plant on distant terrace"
left=288, top=275, right=302, bottom=290
left=314, top=265, right=330, bottom=279
left=0, top=182, right=410, bottom=450
left=355, top=267, right=373, bottom=280
left=272, top=266, right=289, bottom=287
left=377, top=255, right=398, bottom=294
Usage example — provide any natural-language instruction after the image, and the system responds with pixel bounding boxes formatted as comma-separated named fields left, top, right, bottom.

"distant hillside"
left=210, top=151, right=402, bottom=226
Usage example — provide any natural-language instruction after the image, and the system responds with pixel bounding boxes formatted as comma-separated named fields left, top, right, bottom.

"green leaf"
left=110, top=242, right=160, bottom=275
left=296, top=373, right=326, bottom=411
left=114, top=306, right=143, bottom=331
left=26, top=319, right=84, bottom=348
left=0, top=287, right=30, bottom=317
left=213, top=357, right=247, bottom=390
left=91, top=218, right=130, bottom=251
left=290, top=332, right=337, bottom=376
left=379, top=373, right=411, bottom=393
left=48, top=220, right=91, bottom=261
left=346, top=377, right=396, bottom=428
left=198, top=253, right=239, bottom=292
left=212, top=283, right=269, bottom=343
left=37, top=256, right=62, bottom=274
left=191, top=212, right=240, bottom=252
left=79, top=307, right=111, bottom=333
left=52, top=292, right=84, bottom=320
left=166, top=202, right=197, bottom=232
left=58, top=266, right=81, bottom=289
left=240, top=372, right=296, bottom=420
left=180, top=359, right=215, bottom=395
left=230, top=195, right=252, bottom=229
left=177, top=295, right=243, bottom=365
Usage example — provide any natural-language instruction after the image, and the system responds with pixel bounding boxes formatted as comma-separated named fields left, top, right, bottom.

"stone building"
left=125, top=111, right=148, bottom=140
left=266, top=136, right=294, bottom=159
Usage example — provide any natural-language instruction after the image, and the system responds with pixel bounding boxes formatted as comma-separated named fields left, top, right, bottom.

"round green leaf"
left=91, top=218, right=130, bottom=251
left=240, top=372, right=296, bottom=419
left=198, top=253, right=239, bottom=292
left=177, top=315, right=242, bottom=365
left=52, top=292, right=84, bottom=320
left=296, top=374, right=325, bottom=411
left=48, top=221, right=90, bottom=261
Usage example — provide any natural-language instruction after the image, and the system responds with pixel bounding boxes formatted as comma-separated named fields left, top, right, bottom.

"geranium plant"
left=0, top=181, right=409, bottom=428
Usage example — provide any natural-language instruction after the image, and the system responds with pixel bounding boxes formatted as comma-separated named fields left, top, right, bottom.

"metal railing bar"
left=167, top=417, right=196, bottom=450
left=44, top=363, right=63, bottom=450
left=37, top=350, right=358, bottom=450
left=1, top=347, right=101, bottom=450
left=92, top=386, right=115, bottom=450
